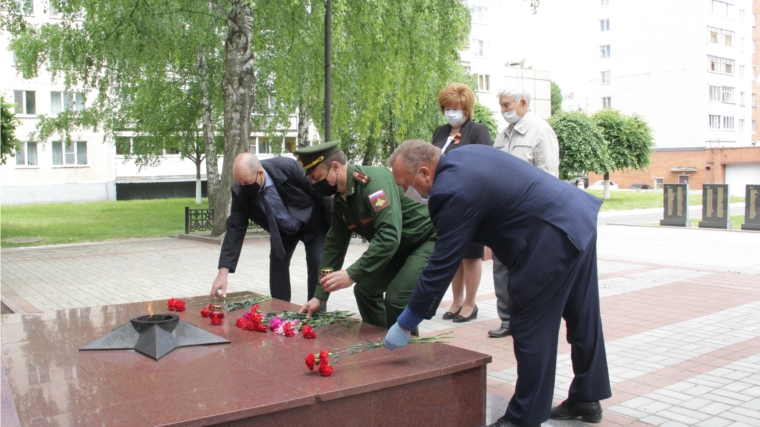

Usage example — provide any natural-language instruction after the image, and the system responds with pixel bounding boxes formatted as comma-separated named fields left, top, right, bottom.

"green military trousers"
left=353, top=239, right=436, bottom=336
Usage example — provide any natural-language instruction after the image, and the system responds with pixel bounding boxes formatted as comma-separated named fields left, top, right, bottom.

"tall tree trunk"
left=297, top=101, right=310, bottom=148
left=212, top=1, right=255, bottom=237
left=199, top=48, right=220, bottom=216
left=603, top=172, right=611, bottom=200
left=195, top=158, right=202, bottom=205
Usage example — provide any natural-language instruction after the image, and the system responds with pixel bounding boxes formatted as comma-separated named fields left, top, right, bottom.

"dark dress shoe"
left=478, top=415, right=540, bottom=427
left=452, top=305, right=478, bottom=323
left=488, top=327, right=512, bottom=338
left=550, top=399, right=603, bottom=423
left=442, top=307, right=461, bottom=320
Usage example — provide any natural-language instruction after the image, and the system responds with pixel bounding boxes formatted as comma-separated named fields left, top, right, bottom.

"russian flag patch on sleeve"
left=369, top=189, right=390, bottom=212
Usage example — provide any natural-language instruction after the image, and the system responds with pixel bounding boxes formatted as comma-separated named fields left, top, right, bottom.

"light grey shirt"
left=494, top=112, right=559, bottom=178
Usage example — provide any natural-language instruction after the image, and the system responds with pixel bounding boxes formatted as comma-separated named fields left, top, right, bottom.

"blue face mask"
left=444, top=109, right=465, bottom=127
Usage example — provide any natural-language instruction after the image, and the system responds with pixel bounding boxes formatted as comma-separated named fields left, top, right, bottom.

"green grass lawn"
left=586, top=190, right=745, bottom=212
left=1, top=198, right=208, bottom=248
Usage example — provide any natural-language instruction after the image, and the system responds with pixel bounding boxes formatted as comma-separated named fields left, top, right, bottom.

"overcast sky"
left=499, top=0, right=596, bottom=98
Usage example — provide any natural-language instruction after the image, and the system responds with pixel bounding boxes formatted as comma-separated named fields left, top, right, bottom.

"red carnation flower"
left=252, top=321, right=268, bottom=332
left=319, top=350, right=330, bottom=364
left=305, top=354, right=316, bottom=371
left=200, top=308, right=209, bottom=317
left=302, top=325, right=317, bottom=339
left=282, top=322, right=296, bottom=337
left=236, top=317, right=250, bottom=328
left=318, top=363, right=334, bottom=377
left=167, top=298, right=186, bottom=311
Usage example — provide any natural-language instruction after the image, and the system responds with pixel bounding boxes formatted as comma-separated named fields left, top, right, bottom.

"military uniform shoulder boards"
left=352, top=171, right=371, bottom=185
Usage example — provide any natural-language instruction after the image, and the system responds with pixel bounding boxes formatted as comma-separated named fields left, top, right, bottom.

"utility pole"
left=324, top=0, right=332, bottom=141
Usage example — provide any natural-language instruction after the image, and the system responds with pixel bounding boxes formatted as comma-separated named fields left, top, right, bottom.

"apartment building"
left=586, top=0, right=760, bottom=194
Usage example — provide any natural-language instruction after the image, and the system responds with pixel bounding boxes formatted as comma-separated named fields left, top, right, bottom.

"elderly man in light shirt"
left=488, top=84, right=560, bottom=339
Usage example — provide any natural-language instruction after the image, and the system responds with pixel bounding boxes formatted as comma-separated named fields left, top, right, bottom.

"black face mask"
left=313, top=169, right=338, bottom=196
left=239, top=180, right=261, bottom=199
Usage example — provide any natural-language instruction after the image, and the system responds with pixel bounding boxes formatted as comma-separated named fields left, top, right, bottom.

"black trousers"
left=269, top=228, right=326, bottom=304
left=505, top=233, right=611, bottom=426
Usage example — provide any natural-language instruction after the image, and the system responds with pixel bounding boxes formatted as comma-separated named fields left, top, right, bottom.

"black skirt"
left=462, top=242, right=484, bottom=260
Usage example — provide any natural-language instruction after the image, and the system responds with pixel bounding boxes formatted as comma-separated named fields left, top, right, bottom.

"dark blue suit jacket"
left=405, top=145, right=602, bottom=321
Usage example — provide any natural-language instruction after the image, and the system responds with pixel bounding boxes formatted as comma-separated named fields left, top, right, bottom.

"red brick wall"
left=588, top=146, right=760, bottom=190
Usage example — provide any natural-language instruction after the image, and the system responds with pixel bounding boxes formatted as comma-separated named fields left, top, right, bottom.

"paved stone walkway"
left=2, top=224, right=760, bottom=426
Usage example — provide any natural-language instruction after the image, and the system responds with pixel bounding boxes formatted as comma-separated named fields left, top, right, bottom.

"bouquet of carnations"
left=304, top=332, right=452, bottom=376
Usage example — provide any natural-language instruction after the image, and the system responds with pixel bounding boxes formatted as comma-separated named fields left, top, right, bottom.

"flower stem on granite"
left=222, top=295, right=273, bottom=312
left=304, top=331, right=452, bottom=376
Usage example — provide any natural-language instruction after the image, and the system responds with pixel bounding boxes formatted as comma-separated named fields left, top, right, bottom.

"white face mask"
left=502, top=108, right=520, bottom=124
left=403, top=169, right=429, bottom=204
left=444, top=109, right=465, bottom=127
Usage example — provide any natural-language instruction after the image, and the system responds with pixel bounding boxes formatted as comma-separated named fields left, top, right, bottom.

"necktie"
left=261, top=189, right=286, bottom=260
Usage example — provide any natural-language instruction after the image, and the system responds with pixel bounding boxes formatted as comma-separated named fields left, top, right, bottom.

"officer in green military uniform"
left=295, top=141, right=437, bottom=333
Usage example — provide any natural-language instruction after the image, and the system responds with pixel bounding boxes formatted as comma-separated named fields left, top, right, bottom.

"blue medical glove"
left=384, top=322, right=411, bottom=350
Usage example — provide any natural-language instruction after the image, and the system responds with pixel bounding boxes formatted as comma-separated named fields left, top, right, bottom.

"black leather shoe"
left=478, top=415, right=539, bottom=427
left=488, top=327, right=512, bottom=338
left=550, top=399, right=603, bottom=423
left=452, top=305, right=478, bottom=323
left=442, top=307, right=461, bottom=320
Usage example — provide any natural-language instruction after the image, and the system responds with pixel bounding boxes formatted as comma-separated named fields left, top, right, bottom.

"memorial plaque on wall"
left=699, top=184, right=731, bottom=229
left=660, top=184, right=690, bottom=227
left=742, top=184, right=760, bottom=231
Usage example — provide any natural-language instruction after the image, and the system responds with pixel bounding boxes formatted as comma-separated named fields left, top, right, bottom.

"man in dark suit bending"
left=210, top=153, right=331, bottom=304
left=384, top=141, right=610, bottom=427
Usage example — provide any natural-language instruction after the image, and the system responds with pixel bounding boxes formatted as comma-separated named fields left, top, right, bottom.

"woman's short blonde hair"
left=437, top=83, right=475, bottom=119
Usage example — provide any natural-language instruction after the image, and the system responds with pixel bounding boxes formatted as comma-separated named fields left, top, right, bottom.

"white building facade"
left=0, top=2, right=304, bottom=205
left=588, top=0, right=754, bottom=149
left=462, top=0, right=552, bottom=125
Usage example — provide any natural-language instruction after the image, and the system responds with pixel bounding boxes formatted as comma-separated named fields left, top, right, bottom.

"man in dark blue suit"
left=210, top=153, right=331, bottom=304
left=384, top=141, right=611, bottom=427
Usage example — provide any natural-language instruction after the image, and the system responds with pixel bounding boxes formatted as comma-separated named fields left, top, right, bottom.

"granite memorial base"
left=1, top=293, right=490, bottom=427
left=742, top=184, right=760, bottom=231
left=699, top=184, right=731, bottom=229
left=660, top=183, right=690, bottom=227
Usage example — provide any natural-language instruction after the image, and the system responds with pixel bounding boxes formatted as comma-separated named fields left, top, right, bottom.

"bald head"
left=233, top=153, right=262, bottom=185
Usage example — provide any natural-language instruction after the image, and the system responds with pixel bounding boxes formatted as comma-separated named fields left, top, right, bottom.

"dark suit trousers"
left=505, top=234, right=611, bottom=426
left=269, top=229, right=326, bottom=304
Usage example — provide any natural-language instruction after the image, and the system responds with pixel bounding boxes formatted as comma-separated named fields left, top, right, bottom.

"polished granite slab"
left=1, top=292, right=491, bottom=427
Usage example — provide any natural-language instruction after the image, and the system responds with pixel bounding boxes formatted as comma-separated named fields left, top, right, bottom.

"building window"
left=11, top=51, right=17, bottom=66
left=600, top=45, right=610, bottom=58
left=753, top=94, right=756, bottom=107
left=753, top=120, right=757, bottom=133
left=15, top=141, right=38, bottom=166
left=470, top=5, right=489, bottom=24
left=740, top=65, right=745, bottom=77
left=708, top=27, right=734, bottom=46
left=754, top=40, right=757, bottom=53
left=723, top=116, right=735, bottom=130
left=13, top=90, right=36, bottom=115
left=722, top=86, right=734, bottom=103
left=52, top=141, right=87, bottom=165
left=115, top=137, right=132, bottom=155
left=600, top=0, right=609, bottom=5
left=709, top=115, right=721, bottom=129
left=472, top=39, right=488, bottom=57
left=12, top=0, right=33, bottom=15
left=477, top=74, right=490, bottom=91
left=707, top=56, right=734, bottom=74
left=50, top=92, right=84, bottom=115
left=602, top=97, right=612, bottom=108
left=755, top=13, right=758, bottom=27
left=740, top=9, right=745, bottom=23
left=740, top=92, right=745, bottom=106
left=654, top=178, right=663, bottom=190
left=710, top=0, right=732, bottom=17
left=600, top=19, right=610, bottom=32
left=601, top=71, right=611, bottom=84
left=754, top=67, right=757, bottom=78
left=740, top=119, right=745, bottom=131
left=50, top=0, right=66, bottom=16
left=709, top=85, right=721, bottom=101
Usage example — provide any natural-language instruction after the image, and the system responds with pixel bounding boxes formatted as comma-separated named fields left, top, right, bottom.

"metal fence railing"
left=184, top=207, right=263, bottom=234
